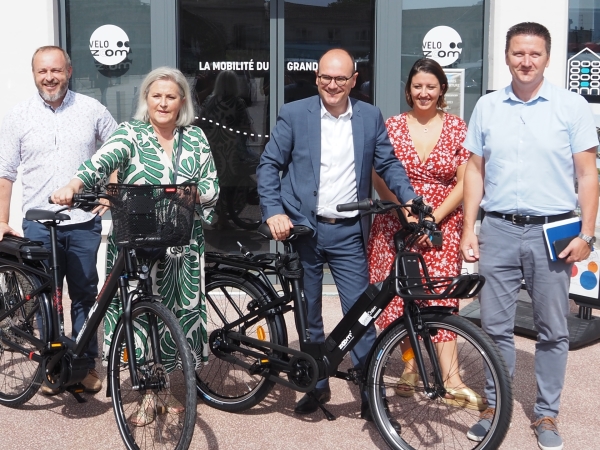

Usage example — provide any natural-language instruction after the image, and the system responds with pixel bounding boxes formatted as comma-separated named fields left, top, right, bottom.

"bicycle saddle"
left=257, top=223, right=312, bottom=241
left=25, top=209, right=71, bottom=222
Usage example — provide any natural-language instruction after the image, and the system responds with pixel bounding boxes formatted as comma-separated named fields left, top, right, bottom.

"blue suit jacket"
left=257, top=96, right=416, bottom=245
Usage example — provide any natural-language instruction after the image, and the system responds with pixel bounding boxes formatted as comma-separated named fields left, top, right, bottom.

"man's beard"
left=38, top=81, right=68, bottom=103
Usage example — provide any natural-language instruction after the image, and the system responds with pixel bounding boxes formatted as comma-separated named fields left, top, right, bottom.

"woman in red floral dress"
left=368, top=58, right=484, bottom=410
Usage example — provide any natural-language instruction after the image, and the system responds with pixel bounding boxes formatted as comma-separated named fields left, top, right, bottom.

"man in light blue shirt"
left=461, top=22, right=598, bottom=450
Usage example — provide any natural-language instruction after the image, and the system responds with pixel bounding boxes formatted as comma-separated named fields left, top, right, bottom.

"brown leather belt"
left=486, top=211, right=574, bottom=225
left=316, top=215, right=359, bottom=224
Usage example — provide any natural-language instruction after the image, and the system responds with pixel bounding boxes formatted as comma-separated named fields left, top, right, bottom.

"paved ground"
left=1, top=296, right=599, bottom=450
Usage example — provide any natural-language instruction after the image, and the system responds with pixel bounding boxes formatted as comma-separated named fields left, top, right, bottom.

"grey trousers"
left=478, top=215, right=571, bottom=419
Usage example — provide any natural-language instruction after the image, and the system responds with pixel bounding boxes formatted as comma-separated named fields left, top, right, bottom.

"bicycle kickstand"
left=307, top=391, right=336, bottom=421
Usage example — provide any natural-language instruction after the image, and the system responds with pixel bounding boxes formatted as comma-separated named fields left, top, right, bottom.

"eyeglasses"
left=317, top=74, right=355, bottom=87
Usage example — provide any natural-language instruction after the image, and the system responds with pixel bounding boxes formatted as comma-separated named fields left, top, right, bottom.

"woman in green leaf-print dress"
left=52, top=67, right=219, bottom=370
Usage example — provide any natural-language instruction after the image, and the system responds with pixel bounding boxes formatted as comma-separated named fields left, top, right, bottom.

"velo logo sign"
left=90, top=24, right=131, bottom=77
left=422, top=26, right=463, bottom=67
left=567, top=48, right=600, bottom=96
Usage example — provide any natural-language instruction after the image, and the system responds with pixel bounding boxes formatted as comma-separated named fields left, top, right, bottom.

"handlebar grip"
left=336, top=199, right=372, bottom=212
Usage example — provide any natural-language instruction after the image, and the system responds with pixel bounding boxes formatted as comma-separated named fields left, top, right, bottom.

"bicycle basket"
left=107, top=183, right=198, bottom=248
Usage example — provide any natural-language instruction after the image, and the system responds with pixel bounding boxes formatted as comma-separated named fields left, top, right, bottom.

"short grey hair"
left=133, top=67, right=195, bottom=127
left=31, top=46, right=72, bottom=70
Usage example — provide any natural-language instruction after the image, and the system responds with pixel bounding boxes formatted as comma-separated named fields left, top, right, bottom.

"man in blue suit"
left=257, top=48, right=416, bottom=419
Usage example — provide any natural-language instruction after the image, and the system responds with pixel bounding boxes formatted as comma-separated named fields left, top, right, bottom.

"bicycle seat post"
left=43, top=218, right=65, bottom=336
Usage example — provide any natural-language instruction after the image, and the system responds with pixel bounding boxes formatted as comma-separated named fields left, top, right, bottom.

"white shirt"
left=317, top=100, right=358, bottom=218
left=0, top=90, right=117, bottom=224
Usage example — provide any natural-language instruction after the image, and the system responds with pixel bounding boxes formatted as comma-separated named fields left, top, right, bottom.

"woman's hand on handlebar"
left=266, top=214, right=294, bottom=241
left=50, top=179, right=84, bottom=206
left=92, top=197, right=110, bottom=216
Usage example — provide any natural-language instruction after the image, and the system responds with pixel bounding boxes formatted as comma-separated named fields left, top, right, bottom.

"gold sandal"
left=130, top=394, right=156, bottom=427
left=163, top=395, right=185, bottom=414
left=442, top=386, right=487, bottom=411
left=395, top=372, right=419, bottom=397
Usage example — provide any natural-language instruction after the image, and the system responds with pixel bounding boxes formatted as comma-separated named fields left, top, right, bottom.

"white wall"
left=1, top=1, right=59, bottom=233
left=488, top=0, right=569, bottom=90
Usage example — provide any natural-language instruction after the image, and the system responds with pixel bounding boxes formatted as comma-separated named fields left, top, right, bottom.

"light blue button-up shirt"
left=464, top=79, right=598, bottom=215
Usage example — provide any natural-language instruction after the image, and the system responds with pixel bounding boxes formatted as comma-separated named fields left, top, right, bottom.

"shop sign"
left=90, top=24, right=131, bottom=77
left=198, top=61, right=269, bottom=71
left=423, top=26, right=462, bottom=67
left=443, top=69, right=464, bottom=119
left=567, top=48, right=600, bottom=97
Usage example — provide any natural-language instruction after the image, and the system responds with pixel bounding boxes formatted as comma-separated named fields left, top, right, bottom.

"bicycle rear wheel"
left=367, top=313, right=512, bottom=450
left=109, top=301, right=196, bottom=450
left=198, top=274, right=284, bottom=412
left=0, top=264, right=47, bottom=406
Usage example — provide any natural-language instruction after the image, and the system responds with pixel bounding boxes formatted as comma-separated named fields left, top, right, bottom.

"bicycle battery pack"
left=0, top=235, right=50, bottom=262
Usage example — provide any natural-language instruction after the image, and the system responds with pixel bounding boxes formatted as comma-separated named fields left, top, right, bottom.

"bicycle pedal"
left=67, top=384, right=87, bottom=403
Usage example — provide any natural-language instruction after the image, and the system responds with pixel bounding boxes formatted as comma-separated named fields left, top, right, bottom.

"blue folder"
left=542, top=217, right=582, bottom=261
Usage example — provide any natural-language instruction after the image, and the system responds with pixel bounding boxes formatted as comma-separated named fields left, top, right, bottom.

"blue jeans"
left=22, top=216, right=102, bottom=369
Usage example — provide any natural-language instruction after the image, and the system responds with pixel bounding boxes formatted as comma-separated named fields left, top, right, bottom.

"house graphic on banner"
left=567, top=47, right=600, bottom=96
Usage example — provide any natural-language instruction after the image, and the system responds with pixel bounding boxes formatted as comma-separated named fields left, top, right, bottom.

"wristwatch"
left=578, top=233, right=596, bottom=248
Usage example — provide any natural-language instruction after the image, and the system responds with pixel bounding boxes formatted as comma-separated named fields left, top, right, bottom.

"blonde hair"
left=133, top=67, right=195, bottom=126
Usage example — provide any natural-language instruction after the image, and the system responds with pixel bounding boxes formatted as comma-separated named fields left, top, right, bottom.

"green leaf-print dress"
left=75, top=120, right=219, bottom=368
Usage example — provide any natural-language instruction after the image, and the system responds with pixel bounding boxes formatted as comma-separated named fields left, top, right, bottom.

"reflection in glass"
left=568, top=0, right=600, bottom=56
left=400, top=0, right=484, bottom=122
left=284, top=0, right=375, bottom=104
left=65, top=0, right=151, bottom=124
left=180, top=0, right=269, bottom=253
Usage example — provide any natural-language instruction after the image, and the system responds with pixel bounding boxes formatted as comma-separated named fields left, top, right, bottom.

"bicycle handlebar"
left=337, top=196, right=442, bottom=248
left=48, top=186, right=112, bottom=213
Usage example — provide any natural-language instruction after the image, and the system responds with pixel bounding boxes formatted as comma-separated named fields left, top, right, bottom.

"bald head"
left=318, top=48, right=355, bottom=74
left=316, top=48, right=357, bottom=117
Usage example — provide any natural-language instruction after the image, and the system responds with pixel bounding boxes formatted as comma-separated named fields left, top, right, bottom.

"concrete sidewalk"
left=1, top=296, right=599, bottom=449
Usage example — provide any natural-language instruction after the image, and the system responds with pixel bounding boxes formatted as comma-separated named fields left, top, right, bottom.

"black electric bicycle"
left=0, top=184, right=197, bottom=450
left=198, top=197, right=513, bottom=450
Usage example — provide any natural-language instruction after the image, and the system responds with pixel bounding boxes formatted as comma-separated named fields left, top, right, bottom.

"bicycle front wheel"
left=198, top=273, right=284, bottom=412
left=109, top=301, right=197, bottom=450
left=367, top=313, right=512, bottom=450
left=0, top=265, right=48, bottom=406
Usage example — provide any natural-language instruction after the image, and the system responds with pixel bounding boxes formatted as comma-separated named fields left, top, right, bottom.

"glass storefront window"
left=568, top=0, right=600, bottom=100
left=65, top=0, right=152, bottom=124
left=400, top=0, right=485, bottom=122
left=179, top=0, right=269, bottom=253
left=284, top=0, right=375, bottom=104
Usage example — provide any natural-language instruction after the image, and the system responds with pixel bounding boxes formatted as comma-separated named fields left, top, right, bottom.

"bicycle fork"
left=118, top=251, right=166, bottom=392
left=402, top=303, right=446, bottom=398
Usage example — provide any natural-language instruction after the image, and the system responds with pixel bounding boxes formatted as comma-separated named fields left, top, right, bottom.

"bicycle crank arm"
left=216, top=331, right=320, bottom=393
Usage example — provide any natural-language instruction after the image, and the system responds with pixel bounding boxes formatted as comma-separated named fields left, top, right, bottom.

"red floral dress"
left=369, top=112, right=469, bottom=340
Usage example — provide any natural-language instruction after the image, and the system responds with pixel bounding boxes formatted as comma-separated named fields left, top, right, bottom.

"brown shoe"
left=82, top=368, right=102, bottom=393
left=40, top=382, right=60, bottom=396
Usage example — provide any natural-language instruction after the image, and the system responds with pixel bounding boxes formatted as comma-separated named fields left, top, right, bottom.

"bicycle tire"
left=108, top=301, right=197, bottom=450
left=367, top=313, right=512, bottom=450
left=198, top=273, right=284, bottom=412
left=0, top=264, right=48, bottom=406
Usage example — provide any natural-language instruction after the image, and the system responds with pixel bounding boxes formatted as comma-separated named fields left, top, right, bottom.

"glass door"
left=179, top=0, right=270, bottom=253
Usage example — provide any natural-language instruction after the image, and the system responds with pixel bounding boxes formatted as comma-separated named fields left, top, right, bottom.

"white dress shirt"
left=317, top=100, right=358, bottom=218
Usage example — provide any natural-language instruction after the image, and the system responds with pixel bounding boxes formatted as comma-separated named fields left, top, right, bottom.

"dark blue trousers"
left=23, top=216, right=102, bottom=368
left=295, top=218, right=376, bottom=399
